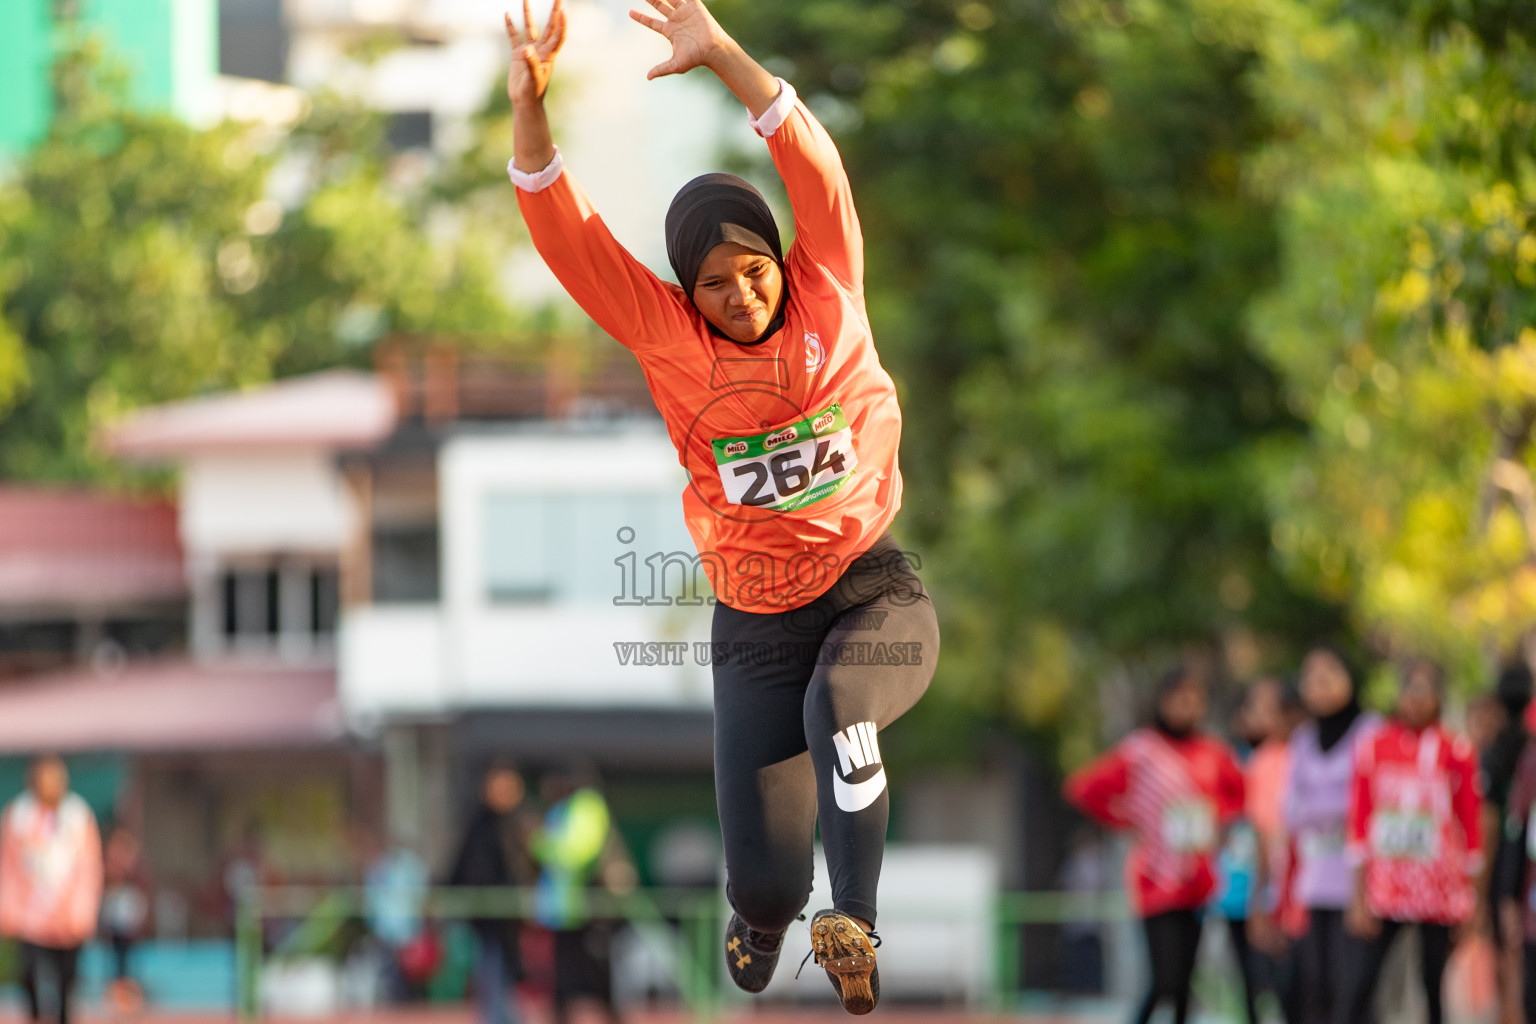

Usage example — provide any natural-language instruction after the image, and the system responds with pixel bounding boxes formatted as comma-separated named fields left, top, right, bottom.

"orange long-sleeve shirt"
left=514, top=81, right=903, bottom=612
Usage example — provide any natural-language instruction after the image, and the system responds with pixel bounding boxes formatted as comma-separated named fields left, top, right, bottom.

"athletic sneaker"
left=809, top=909, right=880, bottom=1015
left=723, top=912, right=786, bottom=993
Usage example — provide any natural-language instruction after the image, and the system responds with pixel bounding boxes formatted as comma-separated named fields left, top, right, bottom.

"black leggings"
left=21, top=943, right=80, bottom=1024
left=1135, top=909, right=1203, bottom=1024
left=712, top=532, right=938, bottom=932
left=1226, top=918, right=1259, bottom=1024
left=1295, top=907, right=1355, bottom=1024
left=1525, top=943, right=1536, bottom=1024
left=1333, top=919, right=1451, bottom=1024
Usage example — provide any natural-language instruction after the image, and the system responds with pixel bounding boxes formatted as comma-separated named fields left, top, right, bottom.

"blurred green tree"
left=1248, top=0, right=1536, bottom=679
left=0, top=40, right=522, bottom=482
left=718, top=0, right=1338, bottom=765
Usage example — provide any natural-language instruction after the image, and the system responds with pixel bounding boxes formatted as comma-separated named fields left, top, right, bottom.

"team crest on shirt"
left=805, top=332, right=825, bottom=373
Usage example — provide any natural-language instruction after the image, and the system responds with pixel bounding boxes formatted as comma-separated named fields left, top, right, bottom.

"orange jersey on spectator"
left=0, top=793, right=103, bottom=948
left=1065, top=729, right=1245, bottom=917
left=1347, top=720, right=1482, bottom=924
left=514, top=82, right=902, bottom=612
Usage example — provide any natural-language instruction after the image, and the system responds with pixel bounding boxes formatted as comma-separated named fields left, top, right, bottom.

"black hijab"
left=1311, top=644, right=1363, bottom=753
left=1485, top=662, right=1533, bottom=807
left=664, top=173, right=786, bottom=344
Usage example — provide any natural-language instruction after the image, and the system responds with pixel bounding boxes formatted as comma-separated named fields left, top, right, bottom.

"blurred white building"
left=103, top=346, right=715, bottom=867
left=220, top=0, right=756, bottom=280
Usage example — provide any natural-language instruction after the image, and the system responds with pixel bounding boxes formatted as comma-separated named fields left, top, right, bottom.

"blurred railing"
left=235, top=886, right=1129, bottom=1023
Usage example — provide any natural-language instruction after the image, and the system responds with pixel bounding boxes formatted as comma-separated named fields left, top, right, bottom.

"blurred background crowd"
left=1, top=0, right=1536, bottom=1021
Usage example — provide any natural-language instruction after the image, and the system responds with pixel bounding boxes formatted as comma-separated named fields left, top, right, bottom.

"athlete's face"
left=1158, top=679, right=1208, bottom=734
left=1300, top=648, right=1352, bottom=717
left=1397, top=664, right=1442, bottom=731
left=692, top=242, right=783, bottom=344
left=30, top=758, right=67, bottom=808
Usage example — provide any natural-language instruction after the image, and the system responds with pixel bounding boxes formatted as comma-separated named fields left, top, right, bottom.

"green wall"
left=89, top=0, right=218, bottom=120
left=0, top=0, right=54, bottom=155
left=0, top=0, right=216, bottom=157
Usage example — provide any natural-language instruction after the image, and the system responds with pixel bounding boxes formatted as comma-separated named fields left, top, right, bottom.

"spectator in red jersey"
left=1339, top=657, right=1483, bottom=1024
left=1066, top=668, right=1246, bottom=1024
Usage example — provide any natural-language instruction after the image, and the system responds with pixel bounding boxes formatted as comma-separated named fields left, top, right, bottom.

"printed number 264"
left=734, top=440, right=846, bottom=506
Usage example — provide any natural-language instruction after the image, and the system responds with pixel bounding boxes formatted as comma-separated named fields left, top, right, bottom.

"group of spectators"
left=0, top=755, right=630, bottom=1024
left=438, top=763, right=634, bottom=1024
left=1067, top=646, right=1536, bottom=1024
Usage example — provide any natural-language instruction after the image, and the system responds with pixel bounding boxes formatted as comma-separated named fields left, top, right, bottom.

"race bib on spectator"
left=1162, top=799, right=1216, bottom=854
left=1300, top=825, right=1346, bottom=862
left=713, top=402, right=858, bottom=511
left=1372, top=810, right=1439, bottom=861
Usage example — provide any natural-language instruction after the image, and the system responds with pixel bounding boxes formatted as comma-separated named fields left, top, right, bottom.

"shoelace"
left=745, top=926, right=784, bottom=954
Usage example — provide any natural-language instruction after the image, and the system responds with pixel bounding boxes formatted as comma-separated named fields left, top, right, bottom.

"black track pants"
left=1295, top=907, right=1356, bottom=1024
left=1524, top=942, right=1536, bottom=1024
left=21, top=943, right=80, bottom=1024
left=1332, top=919, right=1451, bottom=1024
left=711, top=531, right=938, bottom=932
left=1134, top=909, right=1203, bottom=1024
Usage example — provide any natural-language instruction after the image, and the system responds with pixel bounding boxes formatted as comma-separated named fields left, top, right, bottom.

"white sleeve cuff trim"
left=748, top=79, right=797, bottom=138
left=507, top=148, right=564, bottom=193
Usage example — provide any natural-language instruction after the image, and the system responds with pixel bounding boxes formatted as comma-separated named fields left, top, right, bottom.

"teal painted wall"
left=88, top=0, right=217, bottom=119
left=0, top=0, right=217, bottom=157
left=0, top=0, right=54, bottom=155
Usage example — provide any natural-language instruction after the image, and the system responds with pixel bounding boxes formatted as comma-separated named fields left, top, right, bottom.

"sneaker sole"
left=812, top=912, right=878, bottom=1015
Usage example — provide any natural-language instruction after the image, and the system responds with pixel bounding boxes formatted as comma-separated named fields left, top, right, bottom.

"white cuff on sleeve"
left=507, top=148, right=565, bottom=193
left=748, top=79, right=798, bottom=138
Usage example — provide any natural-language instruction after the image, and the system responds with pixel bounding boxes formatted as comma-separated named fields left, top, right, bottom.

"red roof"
left=105, top=370, right=397, bottom=458
left=0, top=659, right=344, bottom=754
left=0, top=488, right=184, bottom=609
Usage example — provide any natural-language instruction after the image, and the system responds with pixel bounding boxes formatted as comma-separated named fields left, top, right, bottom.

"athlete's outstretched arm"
left=504, top=2, right=693, bottom=351
left=633, top=0, right=865, bottom=293
left=506, top=0, right=562, bottom=174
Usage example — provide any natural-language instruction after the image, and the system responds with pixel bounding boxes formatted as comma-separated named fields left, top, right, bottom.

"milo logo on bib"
left=712, top=403, right=859, bottom=512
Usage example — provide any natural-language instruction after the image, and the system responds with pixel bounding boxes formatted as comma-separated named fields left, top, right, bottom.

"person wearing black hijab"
left=502, top=0, right=937, bottom=1014
left=664, top=173, right=788, bottom=342
left=1284, top=644, right=1381, bottom=1024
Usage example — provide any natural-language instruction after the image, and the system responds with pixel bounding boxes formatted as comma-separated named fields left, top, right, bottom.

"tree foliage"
left=717, top=0, right=1338, bottom=763
left=1249, top=0, right=1536, bottom=676
left=0, top=40, right=522, bottom=481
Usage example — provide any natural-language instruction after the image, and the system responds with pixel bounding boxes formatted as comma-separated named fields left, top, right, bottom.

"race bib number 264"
left=712, top=403, right=859, bottom=511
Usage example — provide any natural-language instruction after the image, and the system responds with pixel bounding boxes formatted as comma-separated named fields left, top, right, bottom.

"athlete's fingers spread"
left=541, top=0, right=565, bottom=46
left=647, top=57, right=682, bottom=79
left=504, top=11, right=525, bottom=48
left=629, top=8, right=667, bottom=34
left=639, top=0, right=676, bottom=17
left=546, top=6, right=568, bottom=56
left=522, top=0, right=539, bottom=42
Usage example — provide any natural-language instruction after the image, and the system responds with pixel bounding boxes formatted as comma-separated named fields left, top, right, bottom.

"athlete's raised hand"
left=505, top=0, right=567, bottom=106
left=629, top=0, right=731, bottom=81
left=630, top=0, right=779, bottom=118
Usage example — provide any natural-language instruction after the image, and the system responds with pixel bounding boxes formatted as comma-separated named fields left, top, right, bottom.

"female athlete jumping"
left=503, top=0, right=938, bottom=1013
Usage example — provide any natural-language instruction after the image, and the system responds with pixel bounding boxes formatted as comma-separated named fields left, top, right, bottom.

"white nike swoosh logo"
left=833, top=767, right=888, bottom=812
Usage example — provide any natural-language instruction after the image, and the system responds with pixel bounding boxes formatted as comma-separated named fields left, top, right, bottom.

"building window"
left=373, top=526, right=440, bottom=603
left=386, top=111, right=433, bottom=152
left=311, top=568, right=339, bottom=634
left=219, top=0, right=289, bottom=83
left=482, top=493, right=694, bottom=605
left=218, top=561, right=339, bottom=647
left=222, top=568, right=279, bottom=639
